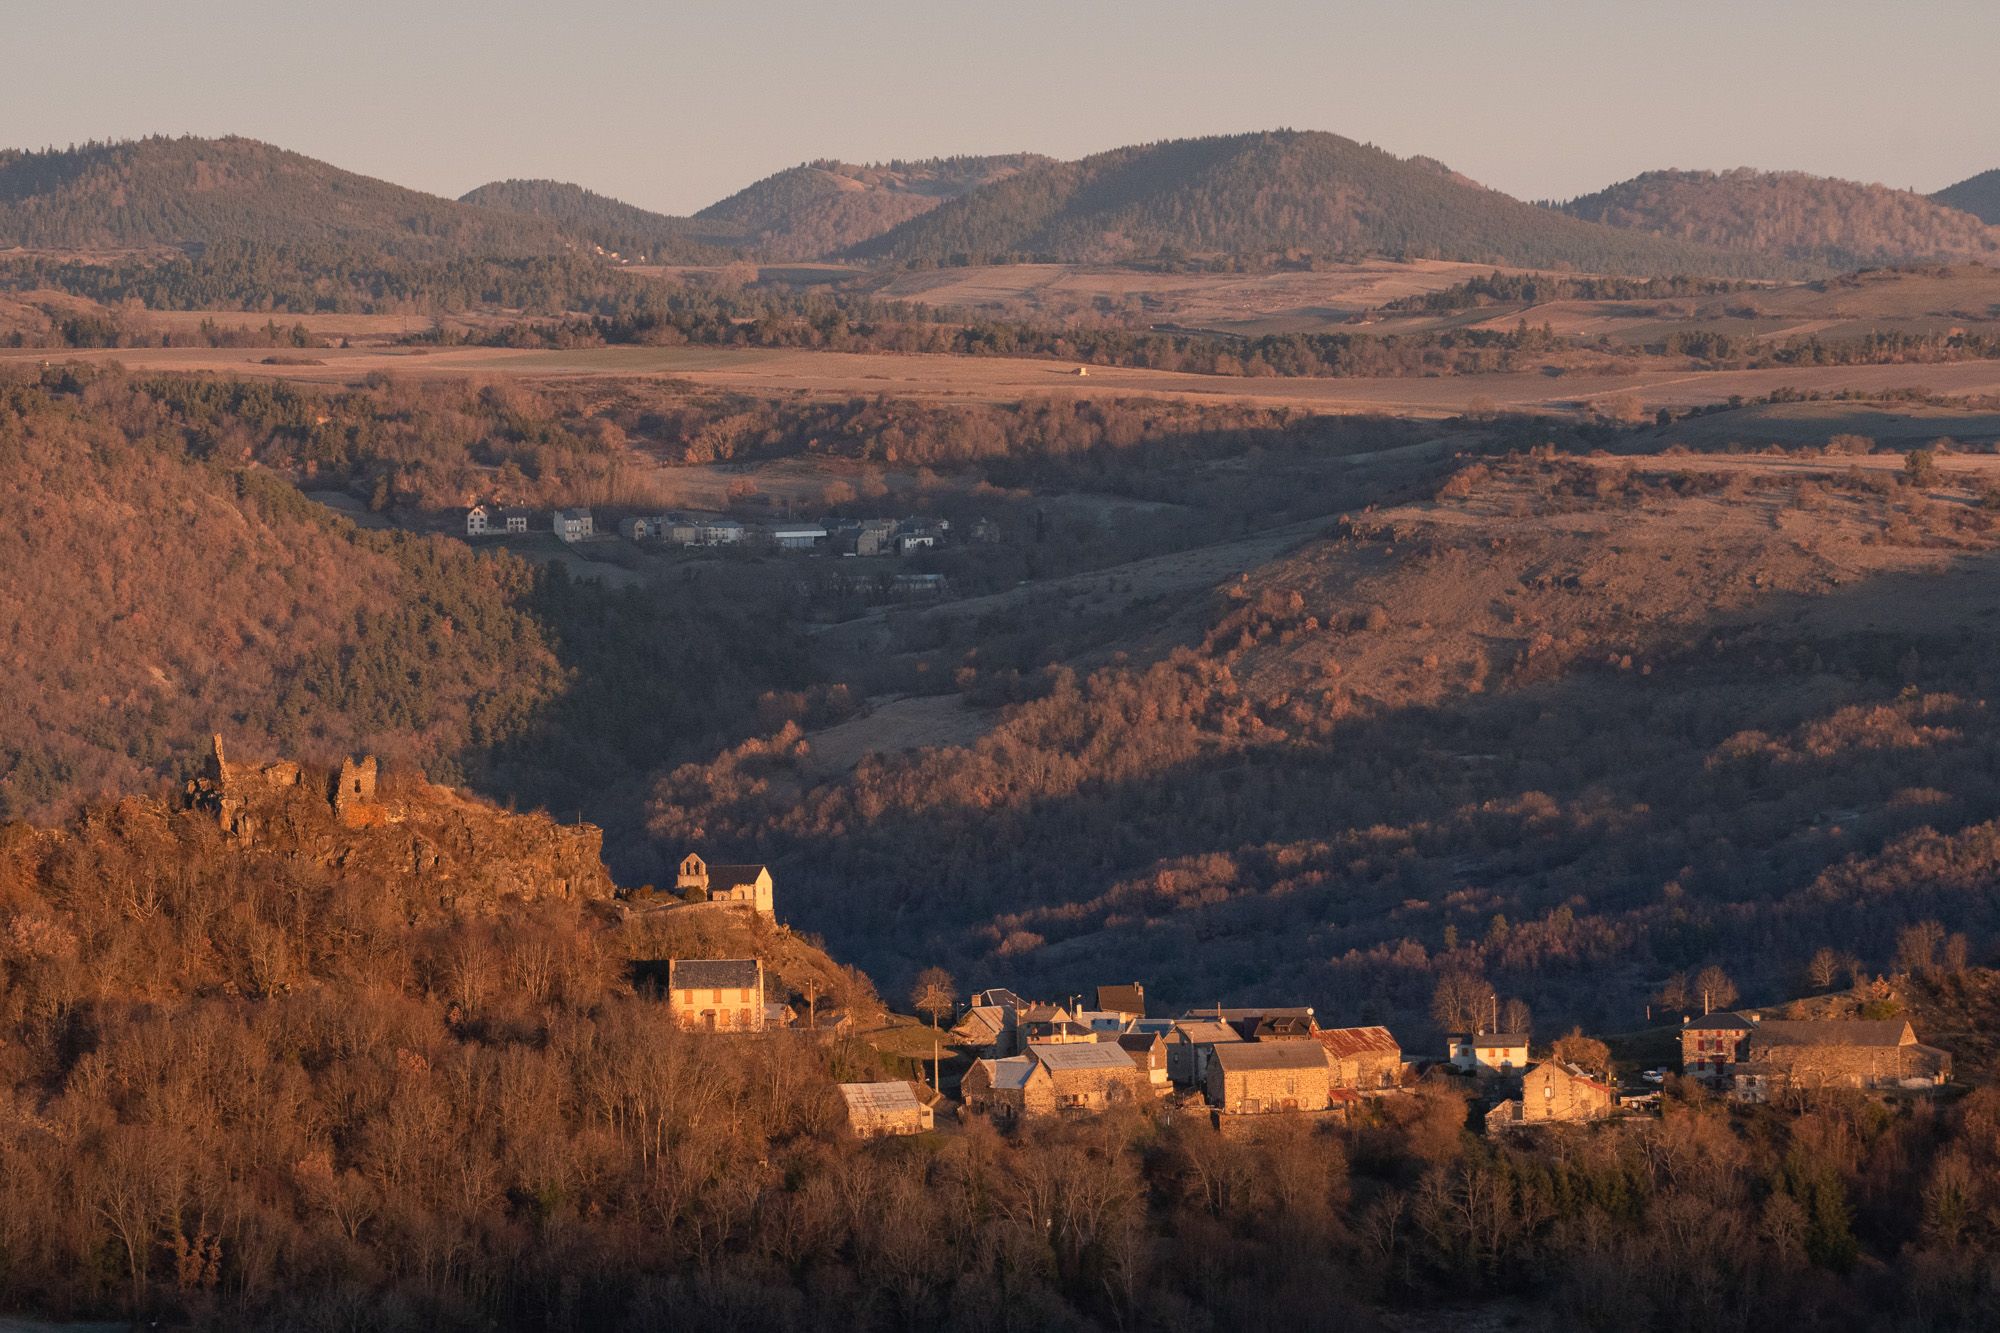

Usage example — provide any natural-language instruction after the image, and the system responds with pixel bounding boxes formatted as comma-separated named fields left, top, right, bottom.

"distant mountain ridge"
left=1933, top=169, right=2000, bottom=225
left=1558, top=167, right=2000, bottom=270
left=845, top=131, right=1788, bottom=277
left=457, top=178, right=735, bottom=263
left=0, top=135, right=570, bottom=257
left=692, top=154, right=1049, bottom=261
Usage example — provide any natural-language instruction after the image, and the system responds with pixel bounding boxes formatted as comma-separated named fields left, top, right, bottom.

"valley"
left=8, top=34, right=2000, bottom=1326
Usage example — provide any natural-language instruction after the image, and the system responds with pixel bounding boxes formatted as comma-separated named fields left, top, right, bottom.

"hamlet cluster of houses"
left=465, top=502, right=976, bottom=556
left=950, top=984, right=1407, bottom=1124
left=624, top=854, right=1958, bottom=1140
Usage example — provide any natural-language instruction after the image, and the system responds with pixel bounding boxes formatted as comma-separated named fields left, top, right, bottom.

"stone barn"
left=1029, top=1042, right=1152, bottom=1112
left=1316, top=1026, right=1403, bottom=1090
left=1205, top=1040, right=1335, bottom=1114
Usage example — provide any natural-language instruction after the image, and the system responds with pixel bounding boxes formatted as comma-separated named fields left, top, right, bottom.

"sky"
left=7, top=0, right=1999, bottom=215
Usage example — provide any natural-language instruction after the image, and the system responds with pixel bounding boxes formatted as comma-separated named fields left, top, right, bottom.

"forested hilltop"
left=1934, top=167, right=2000, bottom=225
left=690, top=154, right=1050, bottom=260
left=0, top=136, right=572, bottom=257
left=847, top=130, right=1793, bottom=275
left=8, top=739, right=2000, bottom=1331
left=1558, top=168, right=2000, bottom=270
left=455, top=179, right=738, bottom=264
left=0, top=367, right=811, bottom=845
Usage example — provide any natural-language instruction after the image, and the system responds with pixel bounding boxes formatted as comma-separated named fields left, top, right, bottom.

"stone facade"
left=961, top=1055, right=1053, bottom=1123
left=1204, top=1040, right=1335, bottom=1113
left=1030, top=1042, right=1152, bottom=1111
left=1168, top=1020, right=1243, bottom=1086
left=1681, top=1014, right=1950, bottom=1096
left=1515, top=1062, right=1615, bottom=1123
left=1680, top=1014, right=1755, bottom=1078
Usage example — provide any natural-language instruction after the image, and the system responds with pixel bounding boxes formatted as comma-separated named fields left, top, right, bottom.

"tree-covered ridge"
left=693, top=154, right=1049, bottom=260
left=456, top=178, right=738, bottom=264
left=1934, top=168, right=2000, bottom=225
left=0, top=368, right=812, bottom=838
left=848, top=130, right=1790, bottom=277
left=0, top=135, right=572, bottom=257
left=1559, top=167, right=2000, bottom=270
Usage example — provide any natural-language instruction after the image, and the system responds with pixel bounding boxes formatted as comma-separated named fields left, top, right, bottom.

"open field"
left=861, top=258, right=1546, bottom=333
left=1376, top=264, right=2000, bottom=344
left=18, top=341, right=2000, bottom=417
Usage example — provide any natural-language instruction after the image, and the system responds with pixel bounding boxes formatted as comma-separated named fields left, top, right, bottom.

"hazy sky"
left=9, top=1, right=1998, bottom=214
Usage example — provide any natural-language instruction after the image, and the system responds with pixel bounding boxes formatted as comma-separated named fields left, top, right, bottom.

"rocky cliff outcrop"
left=1, top=737, right=614, bottom=916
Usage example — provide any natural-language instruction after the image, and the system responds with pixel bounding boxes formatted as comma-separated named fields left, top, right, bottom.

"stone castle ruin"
left=188, top=735, right=384, bottom=837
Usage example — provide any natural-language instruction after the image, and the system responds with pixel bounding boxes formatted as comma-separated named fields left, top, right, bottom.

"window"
left=1544, top=1084, right=1554, bottom=1099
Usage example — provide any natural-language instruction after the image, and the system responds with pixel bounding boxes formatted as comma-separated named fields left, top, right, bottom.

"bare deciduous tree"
left=1692, top=965, right=1737, bottom=1015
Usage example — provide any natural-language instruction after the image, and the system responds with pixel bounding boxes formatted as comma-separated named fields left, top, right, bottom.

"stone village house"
left=666, top=958, right=766, bottom=1033
left=1204, top=1040, right=1335, bottom=1114
left=1486, top=1062, right=1616, bottom=1129
left=961, top=1042, right=1150, bottom=1123
left=1167, top=1020, right=1243, bottom=1086
left=1682, top=1014, right=1952, bottom=1100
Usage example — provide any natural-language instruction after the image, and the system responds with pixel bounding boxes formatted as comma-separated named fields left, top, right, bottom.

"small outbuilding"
left=839, top=1081, right=935, bottom=1138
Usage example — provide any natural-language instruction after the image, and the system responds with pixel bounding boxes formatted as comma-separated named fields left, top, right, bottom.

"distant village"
left=634, top=857, right=1957, bottom=1141
left=466, top=501, right=987, bottom=558
left=463, top=501, right=989, bottom=601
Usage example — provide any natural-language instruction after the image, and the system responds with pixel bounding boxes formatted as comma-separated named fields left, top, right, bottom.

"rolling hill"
left=456, top=177, right=737, bottom=263
left=846, top=130, right=1785, bottom=276
left=1934, top=168, right=2000, bottom=225
left=0, top=135, right=574, bottom=257
left=693, top=154, right=1048, bottom=261
left=1559, top=167, right=2000, bottom=269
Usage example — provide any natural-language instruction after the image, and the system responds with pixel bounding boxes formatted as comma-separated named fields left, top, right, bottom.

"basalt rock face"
left=3, top=737, right=615, bottom=916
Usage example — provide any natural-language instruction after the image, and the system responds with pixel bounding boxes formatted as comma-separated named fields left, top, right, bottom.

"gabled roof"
left=1020, top=1003, right=1072, bottom=1024
left=1212, top=1040, right=1332, bottom=1073
left=971, top=987, right=1026, bottom=1009
left=1751, top=1019, right=1916, bottom=1049
left=1173, top=1020, right=1243, bottom=1046
left=973, top=1055, right=1041, bottom=1091
left=1684, top=1012, right=1757, bottom=1032
left=1248, top=1015, right=1316, bottom=1040
left=1469, top=1032, right=1529, bottom=1048
left=839, top=1081, right=923, bottom=1117
left=1096, top=984, right=1146, bottom=1016
left=1116, top=1031, right=1164, bottom=1055
left=668, top=957, right=762, bottom=990
left=704, top=864, right=771, bottom=890
left=1525, top=1061, right=1613, bottom=1094
left=952, top=1006, right=1005, bottom=1036
left=1029, top=1042, right=1141, bottom=1073
left=1317, top=1025, right=1401, bottom=1059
